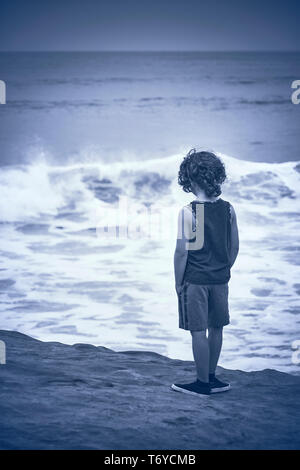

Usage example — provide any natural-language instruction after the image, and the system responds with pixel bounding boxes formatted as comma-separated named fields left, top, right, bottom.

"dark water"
left=0, top=51, right=300, bottom=165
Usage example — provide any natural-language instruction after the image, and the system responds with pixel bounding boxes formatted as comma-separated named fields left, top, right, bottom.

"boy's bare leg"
left=190, top=330, right=209, bottom=382
left=208, top=326, right=223, bottom=374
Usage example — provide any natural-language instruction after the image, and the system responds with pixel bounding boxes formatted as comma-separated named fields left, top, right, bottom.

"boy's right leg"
left=208, top=326, right=223, bottom=375
left=208, top=327, right=230, bottom=393
left=191, top=330, right=209, bottom=383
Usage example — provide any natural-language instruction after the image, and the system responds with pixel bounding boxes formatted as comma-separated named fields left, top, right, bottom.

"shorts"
left=177, top=281, right=230, bottom=331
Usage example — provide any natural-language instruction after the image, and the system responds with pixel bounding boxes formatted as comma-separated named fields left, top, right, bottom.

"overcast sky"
left=1, top=0, right=299, bottom=51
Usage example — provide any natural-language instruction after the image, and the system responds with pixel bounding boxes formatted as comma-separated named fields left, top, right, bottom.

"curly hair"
left=178, top=149, right=226, bottom=198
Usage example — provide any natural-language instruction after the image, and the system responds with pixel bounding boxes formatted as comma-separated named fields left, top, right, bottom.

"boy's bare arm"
left=229, top=204, right=239, bottom=267
left=174, top=206, right=192, bottom=292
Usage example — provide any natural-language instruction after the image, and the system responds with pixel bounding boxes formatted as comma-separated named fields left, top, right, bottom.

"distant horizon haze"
left=1, top=49, right=300, bottom=53
left=1, top=0, right=299, bottom=52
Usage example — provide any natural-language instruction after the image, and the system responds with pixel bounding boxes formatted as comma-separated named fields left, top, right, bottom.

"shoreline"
left=0, top=329, right=300, bottom=450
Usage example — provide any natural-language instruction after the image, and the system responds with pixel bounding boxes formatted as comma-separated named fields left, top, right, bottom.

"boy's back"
left=184, top=198, right=232, bottom=285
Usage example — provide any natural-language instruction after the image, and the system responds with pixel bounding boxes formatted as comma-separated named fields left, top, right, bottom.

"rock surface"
left=0, top=330, right=299, bottom=450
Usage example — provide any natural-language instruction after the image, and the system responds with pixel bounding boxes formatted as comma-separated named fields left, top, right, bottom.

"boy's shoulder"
left=183, top=198, right=233, bottom=208
left=214, top=198, right=236, bottom=214
left=222, top=200, right=237, bottom=222
left=179, top=203, right=195, bottom=219
left=182, top=198, right=237, bottom=223
left=178, top=204, right=194, bottom=227
left=179, top=202, right=193, bottom=211
left=178, top=204, right=193, bottom=220
left=180, top=198, right=235, bottom=211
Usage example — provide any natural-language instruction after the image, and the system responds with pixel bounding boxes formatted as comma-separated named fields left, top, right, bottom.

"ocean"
left=1, top=51, right=300, bottom=165
left=0, top=51, right=299, bottom=374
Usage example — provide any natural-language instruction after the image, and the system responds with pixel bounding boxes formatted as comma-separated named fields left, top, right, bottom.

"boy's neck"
left=193, top=189, right=217, bottom=203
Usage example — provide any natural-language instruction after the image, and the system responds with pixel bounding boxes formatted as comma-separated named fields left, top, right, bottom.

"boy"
left=172, top=150, right=239, bottom=396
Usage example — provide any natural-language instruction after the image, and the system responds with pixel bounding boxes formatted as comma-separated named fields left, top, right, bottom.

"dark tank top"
left=184, top=198, right=231, bottom=285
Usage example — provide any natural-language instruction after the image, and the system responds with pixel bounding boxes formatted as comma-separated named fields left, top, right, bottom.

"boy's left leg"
left=191, top=330, right=209, bottom=383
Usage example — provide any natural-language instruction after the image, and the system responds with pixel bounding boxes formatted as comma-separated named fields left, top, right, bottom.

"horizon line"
left=0, top=49, right=300, bottom=53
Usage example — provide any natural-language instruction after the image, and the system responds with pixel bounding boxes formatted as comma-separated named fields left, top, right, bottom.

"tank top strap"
left=190, top=200, right=201, bottom=233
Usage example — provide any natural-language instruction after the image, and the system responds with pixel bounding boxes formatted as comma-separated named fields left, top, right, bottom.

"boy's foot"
left=209, top=375, right=230, bottom=393
left=171, top=380, right=211, bottom=396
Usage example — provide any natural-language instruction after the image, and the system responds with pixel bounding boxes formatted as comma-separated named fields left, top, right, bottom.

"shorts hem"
left=179, top=320, right=230, bottom=331
left=179, top=325, right=207, bottom=331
